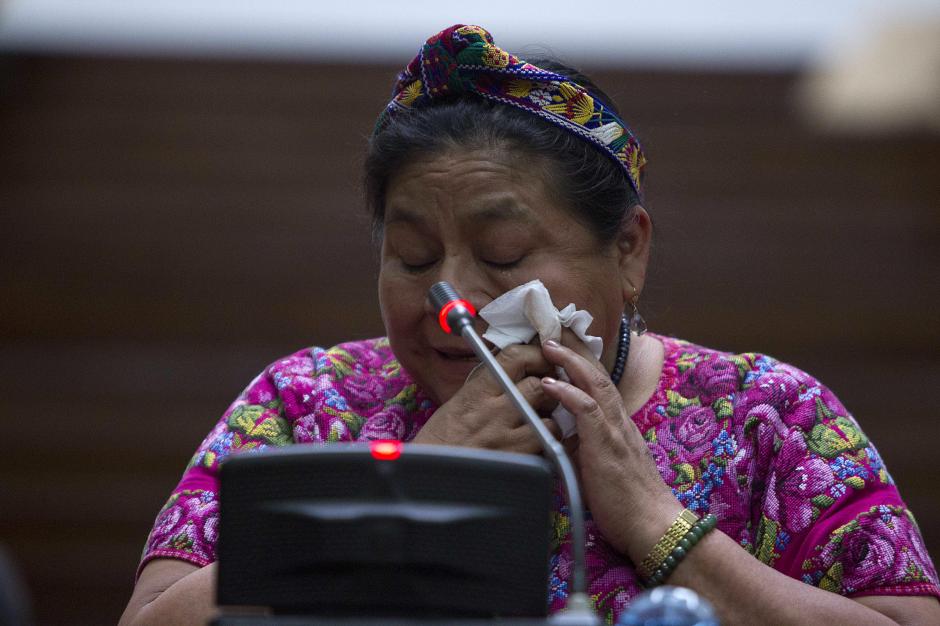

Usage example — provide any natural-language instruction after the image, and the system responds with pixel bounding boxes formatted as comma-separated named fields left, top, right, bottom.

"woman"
left=120, top=25, right=940, bottom=625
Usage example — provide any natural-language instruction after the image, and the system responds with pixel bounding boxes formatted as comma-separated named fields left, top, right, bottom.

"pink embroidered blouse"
left=139, top=334, right=940, bottom=623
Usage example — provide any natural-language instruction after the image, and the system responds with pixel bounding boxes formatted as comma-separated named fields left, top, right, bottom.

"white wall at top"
left=1, top=0, right=939, bottom=69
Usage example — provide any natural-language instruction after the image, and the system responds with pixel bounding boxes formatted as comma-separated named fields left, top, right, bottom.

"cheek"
left=378, top=271, right=426, bottom=343
left=533, top=265, right=612, bottom=311
left=530, top=258, right=624, bottom=342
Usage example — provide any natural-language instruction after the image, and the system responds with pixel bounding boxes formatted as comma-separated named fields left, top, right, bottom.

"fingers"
left=516, top=376, right=560, bottom=414
left=477, top=376, right=561, bottom=453
left=542, top=339, right=618, bottom=400
left=441, top=342, right=563, bottom=455
left=496, top=343, right=555, bottom=381
left=466, top=343, right=554, bottom=397
left=506, top=417, right=563, bottom=454
left=539, top=375, right=613, bottom=440
left=540, top=338, right=629, bottom=441
left=542, top=417, right=563, bottom=441
left=558, top=327, right=606, bottom=374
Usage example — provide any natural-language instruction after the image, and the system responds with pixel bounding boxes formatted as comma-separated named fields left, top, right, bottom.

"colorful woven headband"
left=375, top=24, right=647, bottom=197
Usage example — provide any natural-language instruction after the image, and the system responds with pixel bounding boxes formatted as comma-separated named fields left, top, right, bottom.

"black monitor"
left=217, top=443, right=554, bottom=619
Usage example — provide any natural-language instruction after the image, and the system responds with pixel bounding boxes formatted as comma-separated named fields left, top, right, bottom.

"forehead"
left=384, top=151, right=556, bottom=227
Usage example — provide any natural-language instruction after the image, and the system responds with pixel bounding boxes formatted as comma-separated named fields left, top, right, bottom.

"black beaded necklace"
left=610, top=314, right=631, bottom=386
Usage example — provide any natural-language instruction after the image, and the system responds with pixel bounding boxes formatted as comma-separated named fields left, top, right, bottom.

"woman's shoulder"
left=255, top=337, right=403, bottom=391
left=260, top=336, right=398, bottom=374
left=256, top=336, right=410, bottom=399
left=653, top=333, right=832, bottom=414
left=649, top=333, right=888, bottom=512
left=253, top=337, right=433, bottom=443
left=647, top=333, right=865, bottom=461
left=647, top=337, right=939, bottom=597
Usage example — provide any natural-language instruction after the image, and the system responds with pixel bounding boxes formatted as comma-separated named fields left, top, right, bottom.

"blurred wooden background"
left=0, top=54, right=938, bottom=625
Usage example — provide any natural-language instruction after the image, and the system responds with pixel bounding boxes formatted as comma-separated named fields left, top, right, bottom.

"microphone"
left=429, top=281, right=599, bottom=626
left=428, top=282, right=477, bottom=336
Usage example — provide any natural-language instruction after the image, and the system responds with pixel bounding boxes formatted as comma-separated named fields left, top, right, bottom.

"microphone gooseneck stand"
left=429, top=282, right=600, bottom=626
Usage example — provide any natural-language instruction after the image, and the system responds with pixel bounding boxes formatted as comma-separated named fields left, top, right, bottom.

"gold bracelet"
left=637, top=508, right=699, bottom=580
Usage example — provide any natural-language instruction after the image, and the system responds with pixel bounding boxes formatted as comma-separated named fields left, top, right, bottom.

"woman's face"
left=378, top=149, right=643, bottom=405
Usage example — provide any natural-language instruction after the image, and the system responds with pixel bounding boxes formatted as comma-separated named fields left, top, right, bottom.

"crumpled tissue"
left=479, top=279, right=603, bottom=438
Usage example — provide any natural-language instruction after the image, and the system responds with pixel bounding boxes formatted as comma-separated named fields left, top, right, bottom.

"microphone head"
left=428, top=281, right=476, bottom=335
left=428, top=281, right=460, bottom=313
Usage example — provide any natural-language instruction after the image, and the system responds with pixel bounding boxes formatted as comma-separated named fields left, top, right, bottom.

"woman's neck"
left=617, top=332, right=665, bottom=418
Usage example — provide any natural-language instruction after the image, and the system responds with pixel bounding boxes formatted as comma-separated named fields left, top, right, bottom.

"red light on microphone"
left=438, top=299, right=476, bottom=334
left=369, top=440, right=403, bottom=461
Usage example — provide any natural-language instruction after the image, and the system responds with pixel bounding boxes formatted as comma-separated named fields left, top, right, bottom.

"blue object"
left=618, top=586, right=718, bottom=626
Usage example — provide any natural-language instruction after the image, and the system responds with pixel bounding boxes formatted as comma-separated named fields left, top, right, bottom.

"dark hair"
left=364, top=59, right=642, bottom=244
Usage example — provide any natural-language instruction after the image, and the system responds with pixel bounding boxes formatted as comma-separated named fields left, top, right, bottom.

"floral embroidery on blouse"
left=139, top=335, right=939, bottom=623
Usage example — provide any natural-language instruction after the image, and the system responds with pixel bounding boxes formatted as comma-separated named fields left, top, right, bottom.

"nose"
left=422, top=257, right=494, bottom=321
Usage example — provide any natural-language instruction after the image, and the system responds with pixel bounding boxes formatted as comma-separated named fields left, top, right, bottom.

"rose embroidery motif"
left=659, top=405, right=719, bottom=463
left=359, top=404, right=408, bottom=441
left=341, top=375, right=385, bottom=411
left=679, top=357, right=739, bottom=404
left=838, top=515, right=898, bottom=590
left=765, top=431, right=834, bottom=533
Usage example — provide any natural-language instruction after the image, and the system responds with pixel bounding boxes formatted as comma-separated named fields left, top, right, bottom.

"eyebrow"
left=385, top=197, right=538, bottom=226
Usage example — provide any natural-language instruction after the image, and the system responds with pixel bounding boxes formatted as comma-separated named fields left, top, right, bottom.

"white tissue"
left=479, top=279, right=603, bottom=438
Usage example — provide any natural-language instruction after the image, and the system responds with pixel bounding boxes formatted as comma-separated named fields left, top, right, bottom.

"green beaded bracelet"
left=643, top=513, right=717, bottom=587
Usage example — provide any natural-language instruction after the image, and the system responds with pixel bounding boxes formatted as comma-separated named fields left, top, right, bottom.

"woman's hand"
left=540, top=331, right=681, bottom=561
left=412, top=343, right=563, bottom=453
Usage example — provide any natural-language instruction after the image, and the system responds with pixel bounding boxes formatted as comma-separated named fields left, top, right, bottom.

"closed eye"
left=485, top=258, right=522, bottom=270
left=401, top=259, right=436, bottom=273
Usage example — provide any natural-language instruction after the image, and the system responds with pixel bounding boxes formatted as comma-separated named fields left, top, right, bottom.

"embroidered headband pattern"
left=375, top=24, right=647, bottom=197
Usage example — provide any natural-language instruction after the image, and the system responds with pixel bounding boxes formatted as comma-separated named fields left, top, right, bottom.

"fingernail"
left=544, top=339, right=560, bottom=348
left=542, top=377, right=557, bottom=385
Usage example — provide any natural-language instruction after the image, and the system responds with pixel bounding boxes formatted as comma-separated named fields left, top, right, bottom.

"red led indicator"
left=370, top=440, right=403, bottom=461
left=438, top=299, right=476, bottom=334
